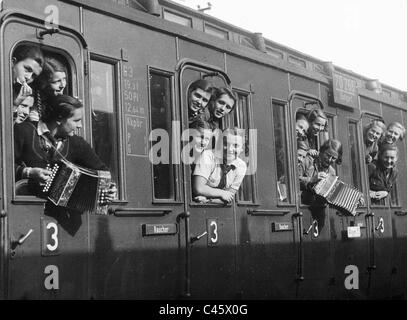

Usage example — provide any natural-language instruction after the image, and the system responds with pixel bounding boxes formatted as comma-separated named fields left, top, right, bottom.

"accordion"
left=43, top=159, right=112, bottom=214
left=313, top=174, right=364, bottom=216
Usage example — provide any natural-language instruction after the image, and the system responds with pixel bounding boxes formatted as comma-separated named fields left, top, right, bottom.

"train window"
left=13, top=44, right=74, bottom=198
left=163, top=9, right=192, bottom=27
left=232, top=90, right=257, bottom=204
left=348, top=121, right=363, bottom=191
left=362, top=115, right=387, bottom=207
left=90, top=58, right=121, bottom=198
left=203, top=23, right=229, bottom=40
left=149, top=70, right=177, bottom=201
left=272, top=101, right=291, bottom=204
left=390, top=184, right=400, bottom=207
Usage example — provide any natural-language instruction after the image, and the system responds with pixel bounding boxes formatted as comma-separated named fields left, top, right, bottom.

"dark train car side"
left=1, top=0, right=407, bottom=299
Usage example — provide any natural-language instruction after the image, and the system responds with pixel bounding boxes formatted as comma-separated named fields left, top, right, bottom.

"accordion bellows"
left=313, top=174, right=363, bottom=216
left=43, top=159, right=111, bottom=214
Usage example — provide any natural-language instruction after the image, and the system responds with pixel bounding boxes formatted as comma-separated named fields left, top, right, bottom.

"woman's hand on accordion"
left=310, top=171, right=328, bottom=184
left=104, top=183, right=118, bottom=203
left=26, top=167, right=52, bottom=185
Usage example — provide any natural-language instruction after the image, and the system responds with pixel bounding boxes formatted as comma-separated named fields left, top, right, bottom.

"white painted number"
left=210, top=221, right=218, bottom=244
left=46, top=222, right=58, bottom=251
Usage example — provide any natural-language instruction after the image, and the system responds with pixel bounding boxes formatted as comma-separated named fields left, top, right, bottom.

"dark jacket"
left=368, top=161, right=398, bottom=192
left=14, top=121, right=108, bottom=195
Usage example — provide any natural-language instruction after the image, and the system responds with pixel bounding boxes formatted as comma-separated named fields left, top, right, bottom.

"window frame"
left=12, top=43, right=77, bottom=203
left=271, top=97, right=295, bottom=207
left=89, top=52, right=126, bottom=202
left=231, top=87, right=259, bottom=206
left=148, top=66, right=181, bottom=204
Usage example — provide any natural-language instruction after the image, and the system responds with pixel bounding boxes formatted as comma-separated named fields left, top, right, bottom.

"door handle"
left=13, top=229, right=34, bottom=246
left=190, top=230, right=207, bottom=243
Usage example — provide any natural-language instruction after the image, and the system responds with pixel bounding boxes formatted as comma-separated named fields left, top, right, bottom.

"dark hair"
left=42, top=94, right=82, bottom=123
left=378, top=144, right=398, bottom=158
left=188, top=79, right=213, bottom=95
left=320, top=139, right=343, bottom=165
left=212, top=87, right=237, bottom=111
left=38, top=56, right=67, bottom=89
left=190, top=118, right=212, bottom=131
left=296, top=113, right=308, bottom=122
left=13, top=44, right=44, bottom=67
left=307, top=108, right=328, bottom=132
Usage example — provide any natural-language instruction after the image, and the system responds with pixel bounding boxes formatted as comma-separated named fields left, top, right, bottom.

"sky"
left=172, top=0, right=407, bottom=91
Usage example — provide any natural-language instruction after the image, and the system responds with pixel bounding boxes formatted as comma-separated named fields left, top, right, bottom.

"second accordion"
left=42, top=159, right=112, bottom=214
left=313, top=174, right=364, bottom=216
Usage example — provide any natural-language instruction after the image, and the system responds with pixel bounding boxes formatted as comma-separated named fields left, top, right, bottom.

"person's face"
left=380, top=150, right=398, bottom=169
left=189, top=88, right=211, bottom=113
left=320, top=148, right=338, bottom=168
left=13, top=58, right=42, bottom=84
left=297, top=149, right=307, bottom=164
left=366, top=125, right=383, bottom=143
left=225, top=133, right=244, bottom=161
left=48, top=71, right=67, bottom=96
left=57, top=107, right=83, bottom=138
left=213, top=94, right=234, bottom=119
left=384, top=126, right=403, bottom=144
left=310, top=116, right=326, bottom=136
left=14, top=96, right=34, bottom=123
left=296, top=119, right=309, bottom=138
left=193, top=128, right=212, bottom=153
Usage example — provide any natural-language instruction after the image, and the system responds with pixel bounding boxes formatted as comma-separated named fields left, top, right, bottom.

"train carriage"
left=0, top=0, right=407, bottom=299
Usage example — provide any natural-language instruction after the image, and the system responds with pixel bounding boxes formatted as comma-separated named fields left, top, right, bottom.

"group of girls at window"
left=12, top=44, right=116, bottom=203
left=295, top=106, right=404, bottom=204
left=363, top=119, right=405, bottom=201
left=187, top=79, right=247, bottom=204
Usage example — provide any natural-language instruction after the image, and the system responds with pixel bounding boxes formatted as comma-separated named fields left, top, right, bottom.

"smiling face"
left=296, top=119, right=309, bottom=139
left=13, top=58, right=42, bottom=84
left=213, top=94, right=235, bottom=119
left=193, top=128, right=212, bottom=153
left=56, top=107, right=83, bottom=138
left=14, top=96, right=34, bottom=123
left=47, top=71, right=67, bottom=96
left=380, top=150, right=398, bottom=169
left=310, top=116, right=327, bottom=136
left=189, top=88, right=211, bottom=113
left=384, top=126, right=403, bottom=144
left=366, top=125, right=384, bottom=143
left=224, top=133, right=244, bottom=162
left=297, top=148, right=308, bottom=165
left=320, top=148, right=338, bottom=168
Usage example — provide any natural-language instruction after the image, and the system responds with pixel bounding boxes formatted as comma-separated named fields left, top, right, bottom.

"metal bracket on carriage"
left=36, top=27, right=60, bottom=40
left=10, top=229, right=34, bottom=252
left=303, top=219, right=319, bottom=237
left=190, top=230, right=208, bottom=244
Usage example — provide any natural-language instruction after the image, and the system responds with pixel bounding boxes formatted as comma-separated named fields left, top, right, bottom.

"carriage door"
left=179, top=62, right=238, bottom=298
left=2, top=12, right=88, bottom=299
left=360, top=107, right=396, bottom=299
left=290, top=92, right=334, bottom=298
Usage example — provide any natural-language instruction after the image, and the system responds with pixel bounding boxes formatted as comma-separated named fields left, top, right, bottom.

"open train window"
left=12, top=43, right=75, bottom=199
left=181, top=65, right=242, bottom=205
left=272, top=100, right=292, bottom=204
left=361, top=114, right=389, bottom=207
left=90, top=56, right=122, bottom=199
